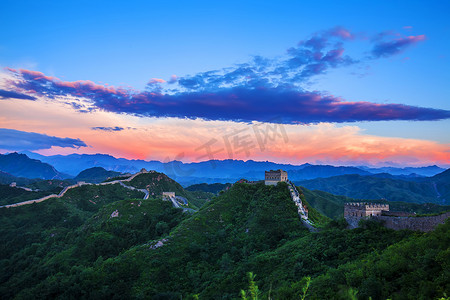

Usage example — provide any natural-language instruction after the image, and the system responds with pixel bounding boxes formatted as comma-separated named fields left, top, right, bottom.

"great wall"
left=3, top=168, right=449, bottom=232
left=265, top=170, right=449, bottom=233
left=287, top=180, right=317, bottom=231
left=0, top=169, right=150, bottom=208
left=1, top=169, right=196, bottom=212
left=265, top=170, right=317, bottom=231
left=344, top=202, right=450, bottom=232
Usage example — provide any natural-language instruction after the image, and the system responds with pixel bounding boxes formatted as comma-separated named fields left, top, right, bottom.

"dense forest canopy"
left=0, top=177, right=449, bottom=299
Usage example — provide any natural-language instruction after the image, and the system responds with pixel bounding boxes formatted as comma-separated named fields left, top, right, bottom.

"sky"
left=1, top=0, right=449, bottom=167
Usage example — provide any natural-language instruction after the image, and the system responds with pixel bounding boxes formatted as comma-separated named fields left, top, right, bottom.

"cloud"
left=371, top=34, right=426, bottom=58
left=1, top=95, right=448, bottom=166
left=168, top=75, right=178, bottom=84
left=6, top=69, right=450, bottom=124
left=148, top=78, right=166, bottom=84
left=0, top=89, right=36, bottom=100
left=3, top=27, right=440, bottom=125
left=91, top=126, right=125, bottom=131
left=0, top=128, right=87, bottom=151
left=327, top=26, right=355, bottom=40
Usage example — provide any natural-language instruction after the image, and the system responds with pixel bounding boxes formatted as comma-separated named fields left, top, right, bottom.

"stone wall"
left=374, top=212, right=450, bottom=232
left=382, top=211, right=416, bottom=217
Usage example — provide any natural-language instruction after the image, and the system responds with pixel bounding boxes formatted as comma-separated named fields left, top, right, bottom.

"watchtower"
left=265, top=170, right=288, bottom=185
left=344, top=202, right=389, bottom=217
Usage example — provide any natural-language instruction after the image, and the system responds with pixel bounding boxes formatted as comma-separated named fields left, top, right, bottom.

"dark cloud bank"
left=5, top=27, right=446, bottom=125
left=0, top=128, right=87, bottom=151
left=0, top=89, right=36, bottom=100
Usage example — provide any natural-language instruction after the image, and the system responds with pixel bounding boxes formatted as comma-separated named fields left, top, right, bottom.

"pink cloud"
left=372, top=34, right=426, bottom=58
left=168, top=75, right=178, bottom=84
left=148, top=78, right=166, bottom=84
left=5, top=67, right=450, bottom=125
left=328, top=27, right=354, bottom=40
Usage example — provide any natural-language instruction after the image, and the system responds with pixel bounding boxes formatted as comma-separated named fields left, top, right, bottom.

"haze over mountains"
left=14, top=151, right=446, bottom=183
left=298, top=169, right=450, bottom=205
left=0, top=152, right=67, bottom=179
left=1, top=151, right=449, bottom=206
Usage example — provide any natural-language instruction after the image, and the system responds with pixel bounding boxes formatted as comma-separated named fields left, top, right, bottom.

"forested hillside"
left=0, top=171, right=31, bottom=185
left=128, top=171, right=211, bottom=209
left=0, top=177, right=448, bottom=299
left=73, top=166, right=122, bottom=183
left=0, top=184, right=62, bottom=206
left=0, top=184, right=186, bottom=299
left=186, top=182, right=232, bottom=194
left=308, top=221, right=450, bottom=299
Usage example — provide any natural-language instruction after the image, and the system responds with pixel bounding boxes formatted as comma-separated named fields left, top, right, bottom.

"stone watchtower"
left=344, top=202, right=389, bottom=228
left=265, top=170, right=288, bottom=185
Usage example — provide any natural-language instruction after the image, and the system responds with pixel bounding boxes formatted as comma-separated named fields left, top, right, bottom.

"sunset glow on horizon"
left=1, top=1, right=449, bottom=167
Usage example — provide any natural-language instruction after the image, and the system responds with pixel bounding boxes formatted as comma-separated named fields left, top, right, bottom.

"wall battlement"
left=374, top=212, right=450, bottom=232
left=345, top=202, right=389, bottom=209
left=344, top=202, right=389, bottom=218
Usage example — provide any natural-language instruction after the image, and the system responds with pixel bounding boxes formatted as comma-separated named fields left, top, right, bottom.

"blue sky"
left=0, top=0, right=449, bottom=166
left=2, top=1, right=449, bottom=88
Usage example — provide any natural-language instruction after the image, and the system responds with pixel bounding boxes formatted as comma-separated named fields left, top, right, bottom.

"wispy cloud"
left=0, top=128, right=87, bottom=151
left=92, top=126, right=125, bottom=131
left=371, top=34, right=426, bottom=58
left=175, top=27, right=357, bottom=91
left=3, top=28, right=441, bottom=125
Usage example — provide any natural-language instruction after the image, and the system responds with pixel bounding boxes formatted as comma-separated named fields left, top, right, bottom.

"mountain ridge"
left=298, top=170, right=450, bottom=205
left=0, top=152, right=69, bottom=179
left=19, top=152, right=446, bottom=185
left=74, top=167, right=123, bottom=183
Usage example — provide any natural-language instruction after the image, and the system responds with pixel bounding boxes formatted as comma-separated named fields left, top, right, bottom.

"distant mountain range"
left=0, top=152, right=448, bottom=205
left=298, top=169, right=450, bottom=205
left=16, top=151, right=446, bottom=185
left=0, top=153, right=68, bottom=180
left=358, top=165, right=446, bottom=177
